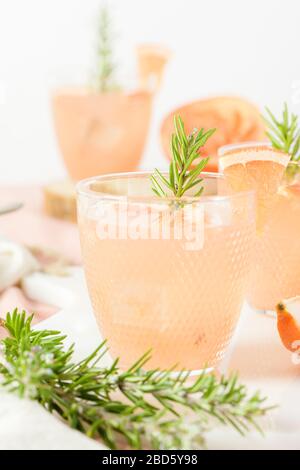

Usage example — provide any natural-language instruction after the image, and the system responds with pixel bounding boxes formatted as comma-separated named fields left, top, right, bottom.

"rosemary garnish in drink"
left=91, top=5, right=119, bottom=93
left=0, top=310, right=272, bottom=450
left=151, top=116, right=216, bottom=198
left=263, top=103, right=300, bottom=161
left=263, top=103, right=300, bottom=180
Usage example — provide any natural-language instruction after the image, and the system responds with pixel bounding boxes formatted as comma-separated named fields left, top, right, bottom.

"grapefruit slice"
left=219, top=144, right=290, bottom=229
left=276, top=298, right=300, bottom=352
left=286, top=183, right=300, bottom=196
left=160, top=96, right=266, bottom=172
left=136, top=44, right=170, bottom=94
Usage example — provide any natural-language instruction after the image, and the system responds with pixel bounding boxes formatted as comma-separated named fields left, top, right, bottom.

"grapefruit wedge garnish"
left=161, top=96, right=266, bottom=172
left=219, top=144, right=290, bottom=229
left=136, top=44, right=170, bottom=94
left=276, top=298, right=300, bottom=353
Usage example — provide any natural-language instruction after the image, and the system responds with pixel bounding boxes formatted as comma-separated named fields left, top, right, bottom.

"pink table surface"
left=0, top=185, right=81, bottom=264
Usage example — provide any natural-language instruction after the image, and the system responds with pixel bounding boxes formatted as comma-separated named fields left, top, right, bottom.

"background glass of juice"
left=77, top=172, right=255, bottom=371
left=219, top=143, right=300, bottom=314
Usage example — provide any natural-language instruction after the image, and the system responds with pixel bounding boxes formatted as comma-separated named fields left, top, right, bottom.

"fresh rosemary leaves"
left=151, top=116, right=216, bottom=198
left=263, top=103, right=300, bottom=161
left=92, top=6, right=119, bottom=93
left=0, top=310, right=271, bottom=450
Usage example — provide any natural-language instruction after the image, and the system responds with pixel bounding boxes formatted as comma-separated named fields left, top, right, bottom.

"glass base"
left=125, top=366, right=215, bottom=379
left=169, top=366, right=214, bottom=378
left=254, top=308, right=276, bottom=318
left=112, top=355, right=215, bottom=377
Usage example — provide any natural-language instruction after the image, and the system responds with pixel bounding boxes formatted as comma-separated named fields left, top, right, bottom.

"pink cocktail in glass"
left=219, top=143, right=300, bottom=312
left=77, top=172, right=255, bottom=371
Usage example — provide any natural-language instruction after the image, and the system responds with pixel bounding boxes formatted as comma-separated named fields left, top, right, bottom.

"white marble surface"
left=0, top=392, right=105, bottom=450
left=1, top=267, right=300, bottom=450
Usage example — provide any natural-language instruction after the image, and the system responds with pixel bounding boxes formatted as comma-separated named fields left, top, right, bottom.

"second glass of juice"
left=77, top=172, right=255, bottom=371
left=219, top=143, right=300, bottom=313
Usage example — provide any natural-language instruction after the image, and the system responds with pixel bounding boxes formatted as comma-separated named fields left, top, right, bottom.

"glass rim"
left=218, top=140, right=272, bottom=157
left=76, top=171, right=255, bottom=204
left=218, top=141, right=299, bottom=168
left=286, top=160, right=300, bottom=167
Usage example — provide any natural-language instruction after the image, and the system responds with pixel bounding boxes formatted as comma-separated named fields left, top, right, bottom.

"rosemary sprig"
left=92, top=5, right=119, bottom=93
left=263, top=103, right=300, bottom=161
left=0, top=310, right=272, bottom=450
left=151, top=116, right=216, bottom=198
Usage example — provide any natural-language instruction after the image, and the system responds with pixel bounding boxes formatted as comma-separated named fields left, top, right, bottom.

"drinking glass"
left=77, top=172, right=255, bottom=371
left=248, top=161, right=300, bottom=313
left=219, top=142, right=300, bottom=314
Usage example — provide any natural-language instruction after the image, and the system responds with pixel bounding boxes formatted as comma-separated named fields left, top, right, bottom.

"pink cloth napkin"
left=0, top=287, right=58, bottom=338
left=0, top=185, right=81, bottom=264
left=0, top=185, right=79, bottom=337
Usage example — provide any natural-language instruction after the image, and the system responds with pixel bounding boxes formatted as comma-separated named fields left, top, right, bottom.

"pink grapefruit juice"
left=77, top=173, right=255, bottom=370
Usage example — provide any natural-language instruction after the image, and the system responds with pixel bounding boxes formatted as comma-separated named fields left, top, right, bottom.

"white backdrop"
left=0, top=0, right=299, bottom=183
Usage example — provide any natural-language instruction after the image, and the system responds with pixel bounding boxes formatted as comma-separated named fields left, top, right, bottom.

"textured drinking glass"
left=77, top=172, right=255, bottom=371
left=52, top=90, right=152, bottom=180
left=248, top=161, right=300, bottom=312
left=219, top=142, right=300, bottom=313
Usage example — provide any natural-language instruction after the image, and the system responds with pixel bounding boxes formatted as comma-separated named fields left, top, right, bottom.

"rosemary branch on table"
left=263, top=103, right=300, bottom=161
left=0, top=310, right=272, bottom=450
left=151, top=116, right=216, bottom=198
